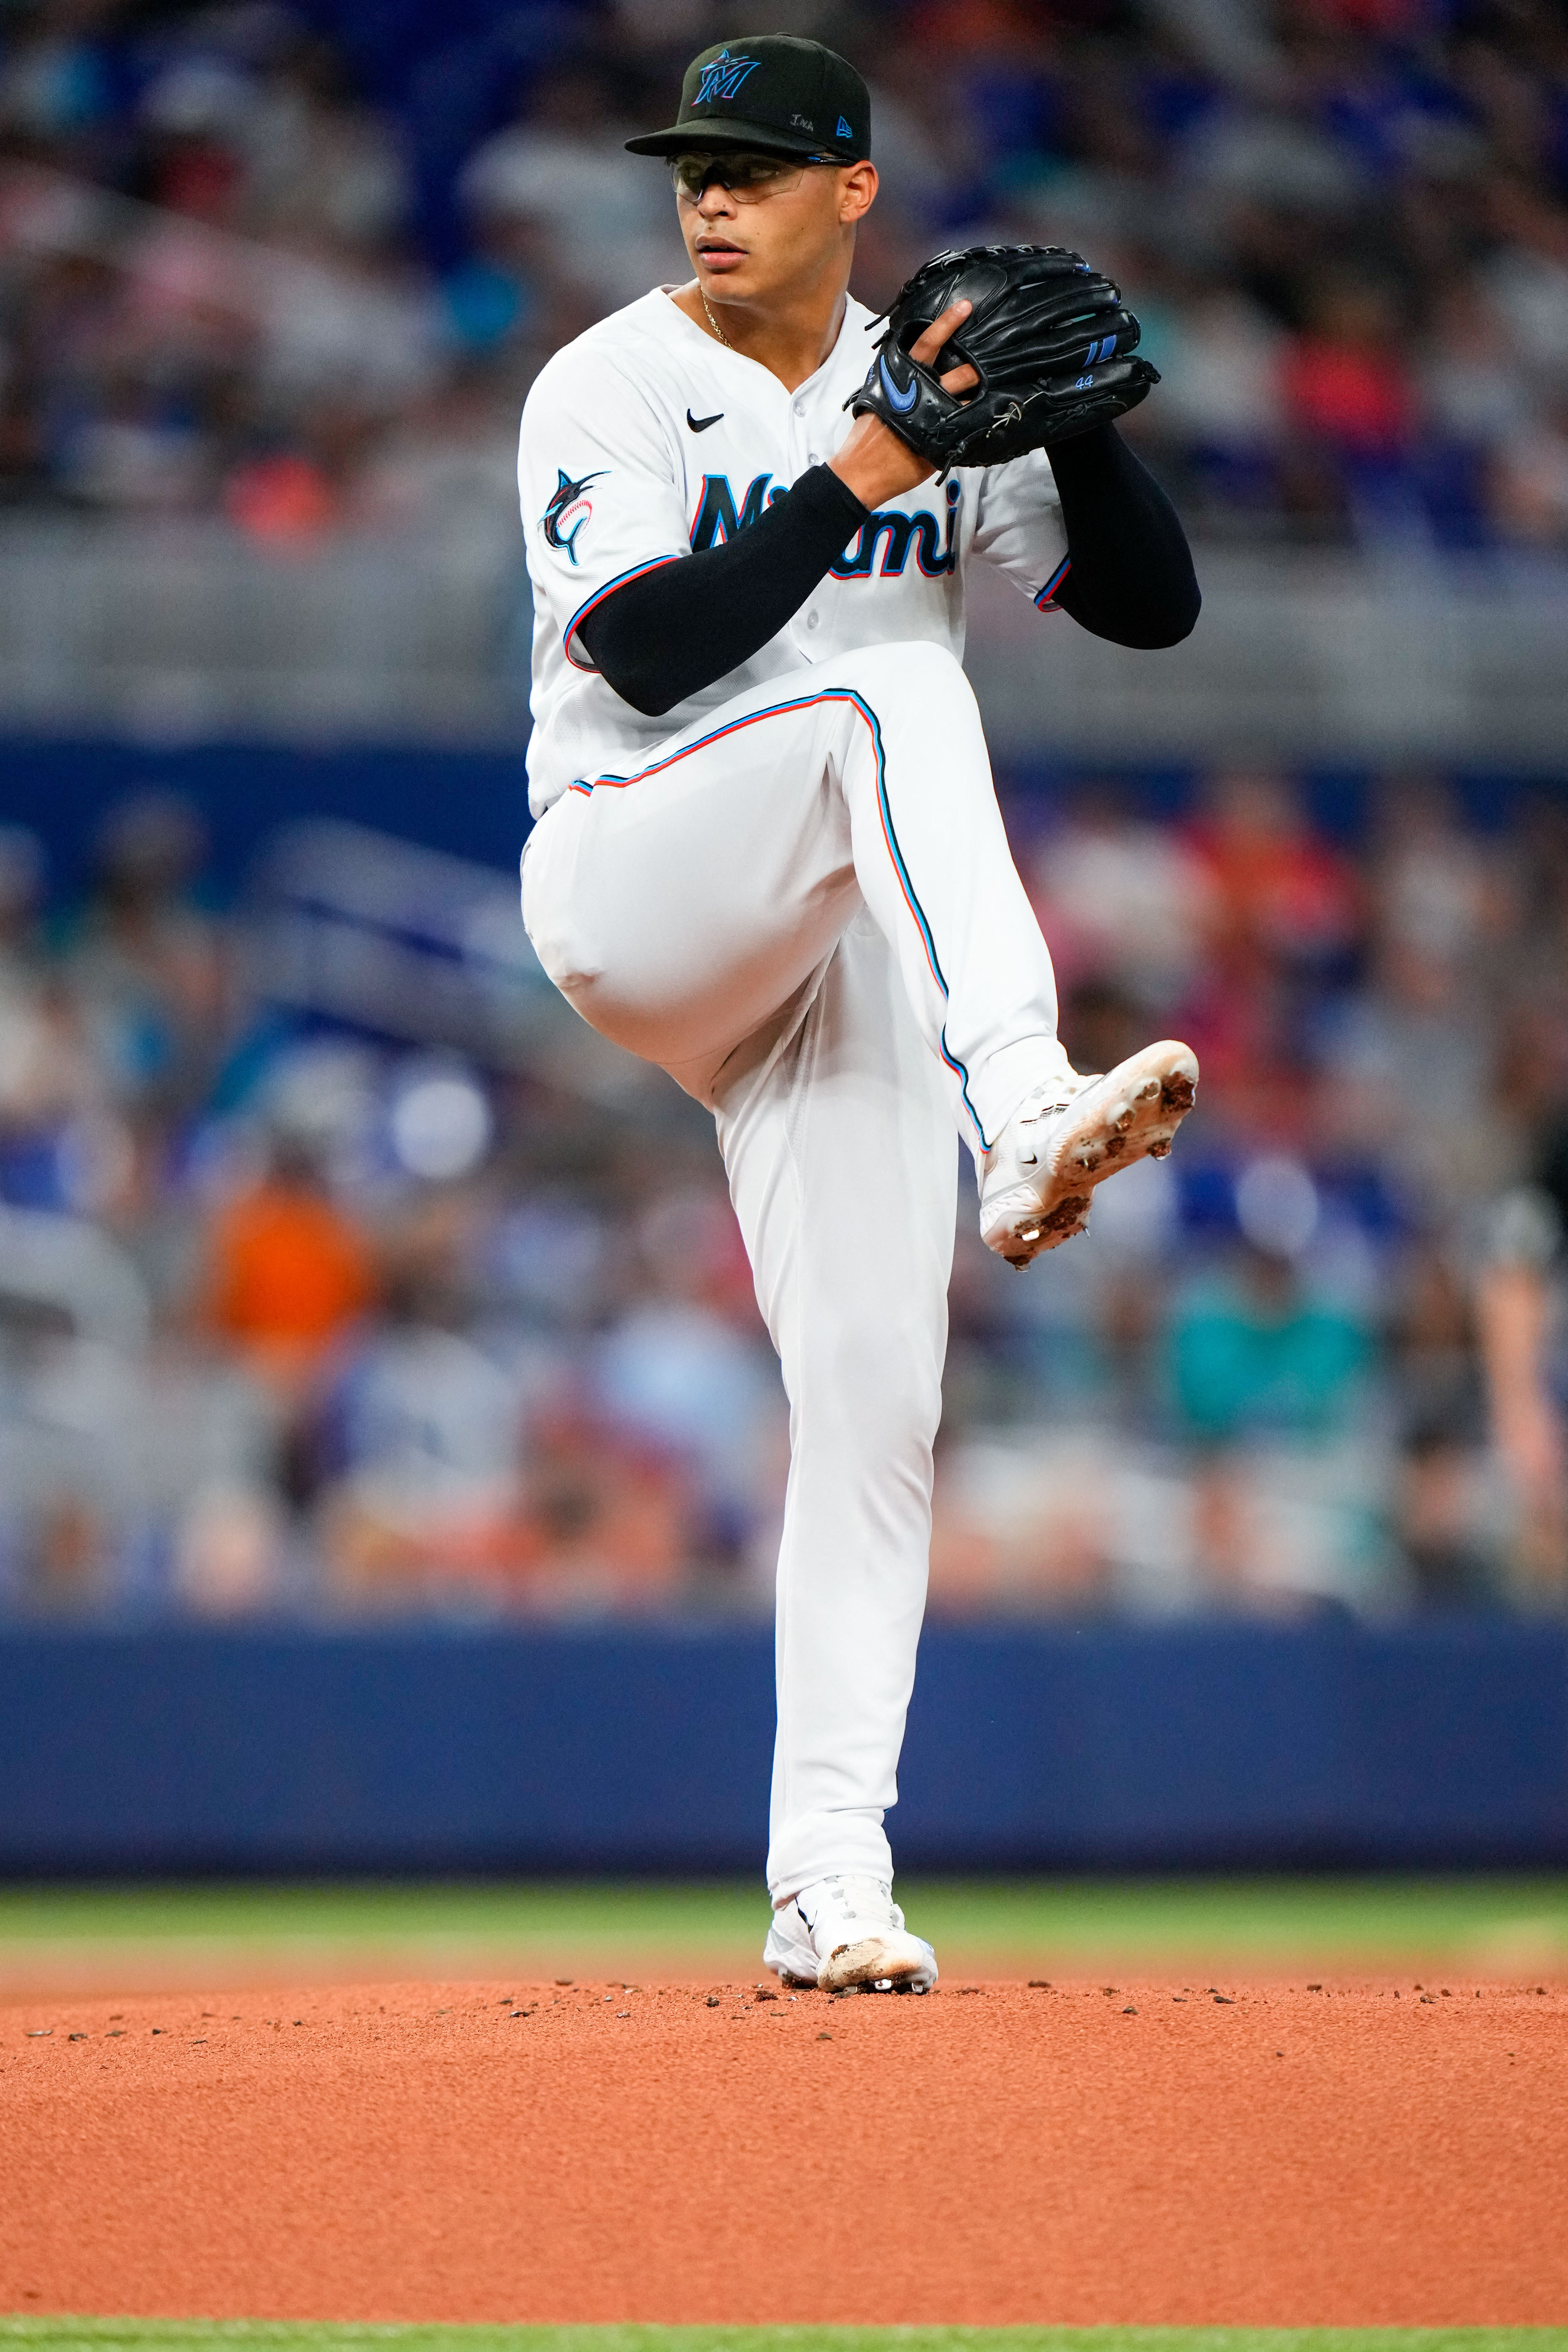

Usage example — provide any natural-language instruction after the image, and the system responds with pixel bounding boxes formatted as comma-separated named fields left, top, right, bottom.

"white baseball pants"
left=522, top=641, right=1062, bottom=1899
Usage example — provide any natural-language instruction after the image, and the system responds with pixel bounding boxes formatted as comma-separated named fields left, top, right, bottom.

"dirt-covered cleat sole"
left=818, top=1929, right=938, bottom=1993
left=980, top=1039, right=1199, bottom=1270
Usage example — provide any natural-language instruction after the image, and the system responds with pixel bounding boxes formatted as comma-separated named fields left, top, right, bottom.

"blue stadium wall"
left=1, top=738, right=533, bottom=898
left=2, top=1620, right=1565, bottom=1873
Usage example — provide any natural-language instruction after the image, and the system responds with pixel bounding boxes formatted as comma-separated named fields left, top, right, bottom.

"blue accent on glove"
left=877, top=353, right=919, bottom=413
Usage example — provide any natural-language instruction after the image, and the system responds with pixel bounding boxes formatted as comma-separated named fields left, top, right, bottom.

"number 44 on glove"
left=849, top=242, right=1159, bottom=473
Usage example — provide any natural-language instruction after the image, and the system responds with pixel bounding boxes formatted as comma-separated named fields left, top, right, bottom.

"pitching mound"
left=2, top=1977, right=1563, bottom=2326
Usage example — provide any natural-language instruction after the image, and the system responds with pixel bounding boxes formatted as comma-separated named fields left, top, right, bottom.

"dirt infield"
left=2, top=1976, right=1563, bottom=2328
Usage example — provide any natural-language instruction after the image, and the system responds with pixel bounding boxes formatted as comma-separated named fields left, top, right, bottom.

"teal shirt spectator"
left=1169, top=1253, right=1371, bottom=1443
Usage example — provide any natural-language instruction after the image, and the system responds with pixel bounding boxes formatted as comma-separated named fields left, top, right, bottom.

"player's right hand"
left=832, top=299, right=978, bottom=508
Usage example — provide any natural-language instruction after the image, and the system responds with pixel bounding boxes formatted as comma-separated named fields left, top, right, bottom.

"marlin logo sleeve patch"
left=542, top=467, right=605, bottom=564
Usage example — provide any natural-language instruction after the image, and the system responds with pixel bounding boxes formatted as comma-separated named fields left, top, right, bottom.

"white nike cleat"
left=763, top=1873, right=938, bottom=1994
left=979, top=1037, right=1199, bottom=1269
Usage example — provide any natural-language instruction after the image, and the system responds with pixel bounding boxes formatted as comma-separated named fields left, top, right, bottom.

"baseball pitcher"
left=519, top=34, right=1201, bottom=1992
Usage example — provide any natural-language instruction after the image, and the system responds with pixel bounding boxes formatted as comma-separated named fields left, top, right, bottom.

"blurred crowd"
left=0, top=0, right=1564, bottom=548
left=3, top=771, right=1568, bottom=1625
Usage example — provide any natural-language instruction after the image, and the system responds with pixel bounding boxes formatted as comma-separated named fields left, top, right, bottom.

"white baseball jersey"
left=518, top=285, right=1071, bottom=817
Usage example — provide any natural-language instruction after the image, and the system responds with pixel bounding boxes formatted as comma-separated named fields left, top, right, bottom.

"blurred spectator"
left=513, top=1400, right=696, bottom=1614
left=1187, top=769, right=1361, bottom=984
left=1395, top=1420, right=1503, bottom=1611
left=1422, top=280, right=1534, bottom=460
left=1482, top=180, right=1568, bottom=395
left=223, top=445, right=339, bottom=542
left=1387, top=1238, right=1483, bottom=1442
left=1167, top=1241, right=1370, bottom=1445
left=1489, top=396, right=1568, bottom=545
left=1321, top=929, right=1506, bottom=1218
left=201, top=1131, right=376, bottom=1392
left=66, top=793, right=230, bottom=1114
left=1370, top=772, right=1507, bottom=974
left=1477, top=1114, right=1568, bottom=1604
left=594, top=1187, right=785, bottom=1580
left=1031, top=785, right=1216, bottom=1011
left=929, top=1427, right=1120, bottom=1619
left=315, top=1242, right=532, bottom=1612
left=1180, top=770, right=1360, bottom=1133
left=351, top=371, right=521, bottom=535
left=460, top=64, right=684, bottom=313
left=1279, top=270, right=1420, bottom=539
left=0, top=828, right=99, bottom=1182
left=1153, top=282, right=1286, bottom=517
left=1161, top=1235, right=1388, bottom=1613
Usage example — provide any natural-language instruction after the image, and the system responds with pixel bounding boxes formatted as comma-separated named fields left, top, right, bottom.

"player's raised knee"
left=834, top=637, right=973, bottom=711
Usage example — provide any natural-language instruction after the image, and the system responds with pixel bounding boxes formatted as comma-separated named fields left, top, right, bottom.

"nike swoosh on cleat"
left=687, top=409, right=723, bottom=432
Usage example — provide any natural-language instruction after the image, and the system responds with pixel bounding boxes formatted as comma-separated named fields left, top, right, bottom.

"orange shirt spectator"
left=205, top=1156, right=376, bottom=1387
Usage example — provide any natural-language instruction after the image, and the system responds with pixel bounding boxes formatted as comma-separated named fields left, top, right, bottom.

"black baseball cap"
left=625, top=35, right=870, bottom=164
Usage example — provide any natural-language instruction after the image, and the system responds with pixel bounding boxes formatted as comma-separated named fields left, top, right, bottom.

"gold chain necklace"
left=699, top=287, right=733, bottom=349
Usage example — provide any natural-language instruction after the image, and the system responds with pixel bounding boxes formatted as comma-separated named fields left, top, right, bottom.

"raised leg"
left=521, top=641, right=1063, bottom=1144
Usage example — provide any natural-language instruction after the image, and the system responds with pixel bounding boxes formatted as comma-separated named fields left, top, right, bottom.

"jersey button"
left=806, top=611, right=819, bottom=630
left=793, top=399, right=806, bottom=416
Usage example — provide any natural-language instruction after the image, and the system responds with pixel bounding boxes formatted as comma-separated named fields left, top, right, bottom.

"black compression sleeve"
left=1046, top=426, right=1200, bottom=649
left=574, top=464, right=869, bottom=717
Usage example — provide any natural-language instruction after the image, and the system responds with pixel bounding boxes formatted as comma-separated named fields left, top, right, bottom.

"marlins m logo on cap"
left=695, top=49, right=762, bottom=105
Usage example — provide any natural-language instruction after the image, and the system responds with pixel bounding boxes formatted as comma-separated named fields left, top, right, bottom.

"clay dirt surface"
left=1, top=1976, right=1563, bottom=2327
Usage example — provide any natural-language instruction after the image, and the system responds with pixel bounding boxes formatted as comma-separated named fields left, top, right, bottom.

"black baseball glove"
left=848, top=243, right=1160, bottom=471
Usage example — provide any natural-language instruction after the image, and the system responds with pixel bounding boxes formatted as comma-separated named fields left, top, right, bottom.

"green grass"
left=4, top=2327, right=1567, bottom=2351
left=0, top=1876, right=1565, bottom=1974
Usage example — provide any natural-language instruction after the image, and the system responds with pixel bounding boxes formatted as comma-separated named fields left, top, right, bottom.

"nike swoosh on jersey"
left=687, top=409, right=724, bottom=432
left=877, top=355, right=919, bottom=413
